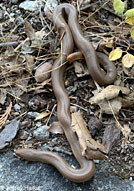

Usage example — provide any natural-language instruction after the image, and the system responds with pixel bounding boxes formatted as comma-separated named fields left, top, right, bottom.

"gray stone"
left=33, top=125, right=50, bottom=140
left=14, top=104, right=21, bottom=112
left=36, top=122, right=42, bottom=127
left=11, top=0, right=19, bottom=4
left=0, top=150, right=133, bottom=191
left=28, top=111, right=39, bottom=118
left=16, top=16, right=24, bottom=25
left=19, top=1, right=39, bottom=12
left=44, top=0, right=58, bottom=16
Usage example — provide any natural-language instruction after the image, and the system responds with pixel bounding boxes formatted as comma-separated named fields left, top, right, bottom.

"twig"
left=80, top=1, right=101, bottom=11
left=0, top=41, right=22, bottom=48
left=46, top=104, right=56, bottom=126
left=70, top=103, right=88, bottom=112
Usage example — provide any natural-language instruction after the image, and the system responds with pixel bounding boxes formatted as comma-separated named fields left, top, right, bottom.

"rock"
left=28, top=95, right=46, bottom=111
left=44, top=0, right=58, bottom=14
left=36, top=122, right=42, bottom=127
left=35, top=62, right=52, bottom=82
left=19, top=130, right=29, bottom=140
left=19, top=1, right=39, bottom=12
left=0, top=10, right=4, bottom=21
left=28, top=112, right=40, bottom=118
left=16, top=16, right=24, bottom=25
left=33, top=125, right=50, bottom=140
left=14, top=104, right=21, bottom=112
left=11, top=0, right=19, bottom=4
left=0, top=150, right=134, bottom=191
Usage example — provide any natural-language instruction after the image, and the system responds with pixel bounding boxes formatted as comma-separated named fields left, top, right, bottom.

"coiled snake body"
left=14, top=4, right=116, bottom=183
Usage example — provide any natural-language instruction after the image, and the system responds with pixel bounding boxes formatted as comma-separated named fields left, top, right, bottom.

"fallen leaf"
left=49, top=122, right=64, bottom=134
left=25, top=20, right=35, bottom=40
left=99, top=98, right=122, bottom=114
left=122, top=53, right=134, bottom=68
left=125, top=17, right=134, bottom=25
left=109, top=48, right=122, bottom=61
left=102, top=124, right=121, bottom=153
left=0, top=119, right=20, bottom=150
left=89, top=85, right=130, bottom=114
left=71, top=112, right=107, bottom=160
left=124, top=8, right=134, bottom=18
left=113, top=0, right=125, bottom=14
left=73, top=61, right=88, bottom=77
left=88, top=117, right=103, bottom=137
left=121, top=92, right=134, bottom=108
left=1, top=46, right=24, bottom=74
left=25, top=20, right=47, bottom=48
left=35, top=111, right=50, bottom=121
left=90, top=85, right=130, bottom=104
left=105, top=38, right=114, bottom=48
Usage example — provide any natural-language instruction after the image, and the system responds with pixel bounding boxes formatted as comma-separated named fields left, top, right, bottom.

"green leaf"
left=113, top=0, right=125, bottom=14
left=124, top=9, right=134, bottom=18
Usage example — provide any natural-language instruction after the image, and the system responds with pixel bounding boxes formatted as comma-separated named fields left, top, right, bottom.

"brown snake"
left=14, top=4, right=116, bottom=182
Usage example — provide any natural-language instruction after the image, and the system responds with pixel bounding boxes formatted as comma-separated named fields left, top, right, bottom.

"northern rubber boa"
left=67, top=51, right=116, bottom=82
left=14, top=3, right=116, bottom=182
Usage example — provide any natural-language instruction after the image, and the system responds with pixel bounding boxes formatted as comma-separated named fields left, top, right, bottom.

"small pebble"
left=14, top=104, right=21, bottom=112
left=94, top=160, right=100, bottom=164
left=19, top=130, right=29, bottom=140
left=44, top=0, right=58, bottom=14
left=36, top=122, right=42, bottom=127
left=35, top=62, right=52, bottom=83
left=129, top=177, right=133, bottom=181
left=28, top=112, right=40, bottom=118
left=19, top=1, right=39, bottom=12
left=10, top=13, right=15, bottom=17
left=0, top=10, right=4, bottom=21
left=11, top=0, right=19, bottom=4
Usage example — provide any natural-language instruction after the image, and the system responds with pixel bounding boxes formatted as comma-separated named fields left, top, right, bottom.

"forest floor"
left=0, top=0, right=134, bottom=190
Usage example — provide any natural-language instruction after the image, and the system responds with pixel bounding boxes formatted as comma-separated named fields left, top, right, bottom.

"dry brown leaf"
left=24, top=20, right=36, bottom=40
left=0, top=102, right=12, bottom=130
left=49, top=122, right=64, bottom=134
left=102, top=124, right=121, bottom=153
left=25, top=20, right=46, bottom=48
left=99, top=98, right=122, bottom=114
left=90, top=85, right=130, bottom=104
left=35, top=111, right=50, bottom=121
left=73, top=61, right=88, bottom=77
left=89, top=85, right=130, bottom=114
left=71, top=112, right=107, bottom=160
left=121, top=92, right=134, bottom=108
left=1, top=46, right=24, bottom=75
